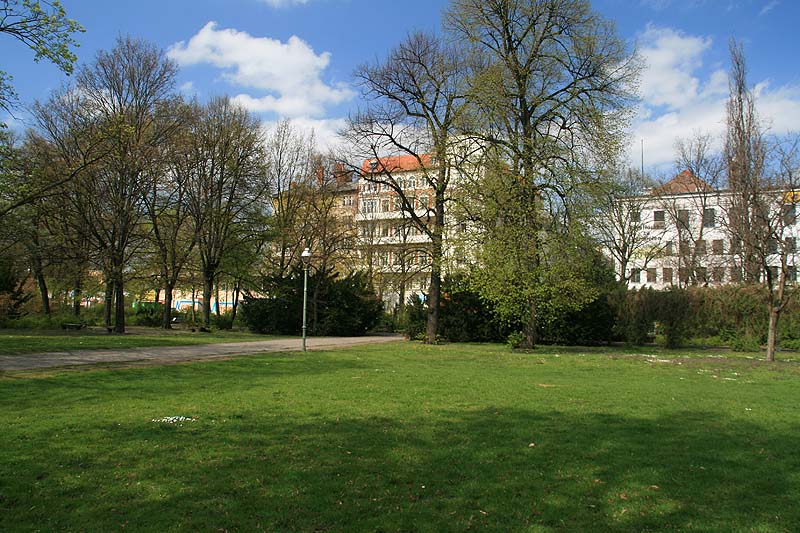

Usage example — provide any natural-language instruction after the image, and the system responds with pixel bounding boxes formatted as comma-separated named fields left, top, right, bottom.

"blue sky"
left=3, top=0, right=799, bottom=171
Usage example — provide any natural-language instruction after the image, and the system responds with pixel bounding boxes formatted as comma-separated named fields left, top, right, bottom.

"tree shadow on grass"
left=3, top=406, right=799, bottom=531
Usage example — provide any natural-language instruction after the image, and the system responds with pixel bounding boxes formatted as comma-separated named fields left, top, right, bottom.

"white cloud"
left=179, top=81, right=195, bottom=94
left=637, top=25, right=716, bottom=110
left=630, top=25, right=800, bottom=170
left=262, top=116, right=347, bottom=152
left=759, top=0, right=779, bottom=16
left=168, top=22, right=353, bottom=118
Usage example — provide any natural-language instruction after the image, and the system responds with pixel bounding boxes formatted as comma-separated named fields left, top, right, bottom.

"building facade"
left=613, top=171, right=799, bottom=289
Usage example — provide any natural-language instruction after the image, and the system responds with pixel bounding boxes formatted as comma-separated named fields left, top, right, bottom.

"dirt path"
left=0, top=335, right=405, bottom=372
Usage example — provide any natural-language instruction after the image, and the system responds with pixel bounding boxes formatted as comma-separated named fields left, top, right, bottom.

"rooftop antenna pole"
left=641, top=139, right=645, bottom=180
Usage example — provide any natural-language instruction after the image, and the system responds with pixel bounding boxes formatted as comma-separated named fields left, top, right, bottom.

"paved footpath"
left=0, top=335, right=405, bottom=372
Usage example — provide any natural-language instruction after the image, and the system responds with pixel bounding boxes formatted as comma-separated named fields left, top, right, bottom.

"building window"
left=369, top=161, right=378, bottom=172
left=646, top=268, right=657, bottom=283
left=679, top=267, right=690, bottom=283
left=695, top=239, right=707, bottom=256
left=665, top=241, right=674, bottom=256
left=789, top=266, right=797, bottom=282
left=767, top=238, right=778, bottom=254
left=663, top=267, right=673, bottom=284
left=631, top=210, right=641, bottom=223
left=730, top=267, right=743, bottom=282
left=782, top=204, right=796, bottom=226
left=703, top=208, right=716, bottom=228
left=679, top=240, right=691, bottom=256
left=653, top=210, right=665, bottom=229
left=418, top=195, right=429, bottom=210
left=695, top=267, right=708, bottom=283
left=712, top=267, right=725, bottom=282
left=712, top=239, right=724, bottom=255
left=677, top=209, right=690, bottom=229
left=786, top=237, right=796, bottom=253
left=630, top=268, right=641, bottom=283
left=381, top=199, right=390, bottom=212
left=730, top=238, right=742, bottom=255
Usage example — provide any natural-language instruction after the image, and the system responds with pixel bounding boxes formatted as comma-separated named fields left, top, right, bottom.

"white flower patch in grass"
left=152, top=416, right=197, bottom=424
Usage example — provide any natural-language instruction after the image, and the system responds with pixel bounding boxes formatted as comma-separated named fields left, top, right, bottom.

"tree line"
left=1, top=0, right=797, bottom=361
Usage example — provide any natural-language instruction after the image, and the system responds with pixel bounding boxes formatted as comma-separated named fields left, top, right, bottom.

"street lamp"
left=301, top=247, right=311, bottom=351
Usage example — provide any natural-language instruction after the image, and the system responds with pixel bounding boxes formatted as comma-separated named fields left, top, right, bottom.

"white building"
left=612, top=171, right=798, bottom=289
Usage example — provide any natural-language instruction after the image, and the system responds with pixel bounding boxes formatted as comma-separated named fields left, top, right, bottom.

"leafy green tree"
left=0, top=0, right=84, bottom=121
left=446, top=0, right=639, bottom=347
left=31, top=36, right=181, bottom=333
left=186, top=96, right=268, bottom=328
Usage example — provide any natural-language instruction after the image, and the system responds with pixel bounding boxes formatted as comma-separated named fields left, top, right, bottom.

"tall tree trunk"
left=162, top=281, right=174, bottom=329
left=202, top=273, right=213, bottom=327
left=766, top=306, right=778, bottom=362
left=425, top=194, right=445, bottom=344
left=34, top=266, right=50, bottom=316
left=215, top=285, right=221, bottom=317
left=114, top=271, right=125, bottom=334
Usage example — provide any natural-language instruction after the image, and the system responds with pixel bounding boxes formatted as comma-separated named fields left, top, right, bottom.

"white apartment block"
left=617, top=171, right=799, bottom=289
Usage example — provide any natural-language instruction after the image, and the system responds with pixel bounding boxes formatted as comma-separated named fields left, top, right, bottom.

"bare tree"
left=344, top=31, right=471, bottom=343
left=725, top=39, right=767, bottom=284
left=264, top=120, right=317, bottom=278
left=652, top=134, right=726, bottom=287
left=721, top=40, right=799, bottom=361
left=759, top=135, right=800, bottom=361
left=596, top=167, right=663, bottom=282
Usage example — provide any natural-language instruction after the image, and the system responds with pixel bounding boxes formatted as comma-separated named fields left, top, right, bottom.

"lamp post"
left=301, top=247, right=311, bottom=351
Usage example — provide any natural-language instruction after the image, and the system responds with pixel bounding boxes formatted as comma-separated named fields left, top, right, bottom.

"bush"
left=438, top=275, right=509, bottom=342
left=656, top=288, right=691, bottom=348
left=540, top=293, right=616, bottom=346
left=131, top=302, right=164, bottom=327
left=240, top=269, right=382, bottom=336
left=506, top=331, right=525, bottom=350
left=211, top=312, right=235, bottom=330
left=398, top=295, right=426, bottom=340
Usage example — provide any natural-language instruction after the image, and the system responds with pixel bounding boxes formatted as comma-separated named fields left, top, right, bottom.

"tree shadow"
left=3, top=405, right=799, bottom=530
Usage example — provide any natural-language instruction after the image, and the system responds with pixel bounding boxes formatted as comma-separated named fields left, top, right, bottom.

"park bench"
left=61, top=323, right=86, bottom=331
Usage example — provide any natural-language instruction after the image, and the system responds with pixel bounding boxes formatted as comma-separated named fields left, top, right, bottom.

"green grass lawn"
left=1, top=342, right=799, bottom=531
left=0, top=328, right=281, bottom=355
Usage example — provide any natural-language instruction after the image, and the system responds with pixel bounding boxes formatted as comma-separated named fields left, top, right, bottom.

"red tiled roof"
left=362, top=154, right=433, bottom=174
left=653, top=170, right=714, bottom=195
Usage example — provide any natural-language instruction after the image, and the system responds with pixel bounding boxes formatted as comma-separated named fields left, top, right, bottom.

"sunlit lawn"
left=1, top=342, right=799, bottom=531
left=0, top=328, right=281, bottom=355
